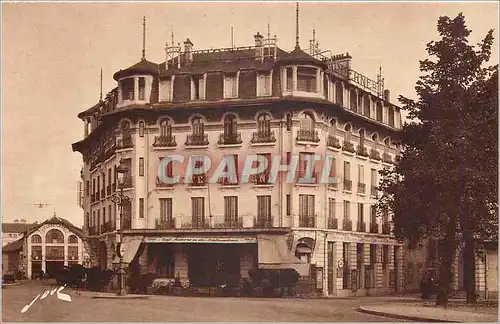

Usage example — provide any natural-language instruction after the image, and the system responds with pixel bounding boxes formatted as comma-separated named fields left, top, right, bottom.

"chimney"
left=384, top=89, right=391, bottom=102
left=20, top=219, right=27, bottom=223
left=254, top=32, right=264, bottom=61
left=14, top=219, right=19, bottom=223
left=183, top=38, right=193, bottom=64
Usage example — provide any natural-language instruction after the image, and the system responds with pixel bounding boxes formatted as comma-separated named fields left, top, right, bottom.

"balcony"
left=370, top=186, right=378, bottom=197
left=370, top=222, right=379, bottom=234
left=218, top=177, right=239, bottom=186
left=342, top=219, right=353, bottom=231
left=214, top=217, right=243, bottom=229
left=327, top=135, right=341, bottom=149
left=328, top=181, right=339, bottom=190
left=251, top=131, right=276, bottom=143
left=299, top=215, right=316, bottom=228
left=155, top=218, right=175, bottom=230
left=189, top=174, right=207, bottom=187
left=383, top=153, right=393, bottom=164
left=370, top=149, right=382, bottom=161
left=251, top=173, right=271, bottom=185
left=382, top=223, right=391, bottom=235
left=297, top=172, right=319, bottom=185
left=254, top=217, right=273, bottom=228
left=327, top=217, right=338, bottom=229
left=342, top=141, right=356, bottom=153
left=357, top=221, right=366, bottom=232
left=153, top=135, right=177, bottom=147
left=117, top=137, right=133, bottom=150
left=185, top=134, right=209, bottom=146
left=343, top=179, right=352, bottom=191
left=296, top=129, right=320, bottom=143
left=357, top=146, right=369, bottom=157
left=218, top=133, right=242, bottom=145
left=357, top=183, right=366, bottom=194
left=182, top=219, right=210, bottom=229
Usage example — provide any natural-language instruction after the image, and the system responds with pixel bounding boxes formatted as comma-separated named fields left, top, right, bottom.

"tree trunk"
left=463, top=234, right=477, bottom=303
left=436, top=234, right=457, bottom=307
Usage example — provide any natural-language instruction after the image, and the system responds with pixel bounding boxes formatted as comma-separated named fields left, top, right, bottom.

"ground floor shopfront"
left=87, top=229, right=403, bottom=297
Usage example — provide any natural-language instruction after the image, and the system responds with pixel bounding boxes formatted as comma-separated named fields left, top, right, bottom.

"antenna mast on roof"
left=142, top=16, right=146, bottom=60
left=99, top=68, right=103, bottom=101
left=231, top=26, right=234, bottom=48
left=295, top=2, right=300, bottom=49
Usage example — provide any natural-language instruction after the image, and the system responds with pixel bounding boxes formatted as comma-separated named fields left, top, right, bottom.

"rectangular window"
left=257, top=195, right=271, bottom=221
left=160, top=78, right=172, bottom=102
left=139, top=157, right=144, bottom=177
left=257, top=72, right=271, bottom=96
left=97, top=210, right=101, bottom=227
left=286, top=194, right=291, bottom=216
left=371, top=205, right=377, bottom=224
left=343, top=200, right=350, bottom=221
left=224, top=74, right=238, bottom=98
left=297, top=67, right=317, bottom=92
left=358, top=203, right=364, bottom=224
left=138, top=77, right=145, bottom=100
left=286, top=68, right=293, bottom=91
left=97, top=176, right=100, bottom=192
left=191, top=197, right=205, bottom=226
left=344, top=161, right=351, bottom=180
left=108, top=205, right=112, bottom=226
left=108, top=168, right=112, bottom=186
left=342, top=242, right=350, bottom=289
left=192, top=75, right=205, bottom=100
left=139, top=198, right=144, bottom=218
left=371, top=169, right=377, bottom=186
left=382, top=245, right=389, bottom=268
left=86, top=181, right=90, bottom=196
left=224, top=196, right=238, bottom=223
left=159, top=198, right=173, bottom=222
left=121, top=78, right=134, bottom=101
left=388, top=107, right=395, bottom=127
left=370, top=244, right=377, bottom=264
left=299, top=194, right=315, bottom=226
left=328, top=198, right=336, bottom=219
left=358, top=165, right=364, bottom=184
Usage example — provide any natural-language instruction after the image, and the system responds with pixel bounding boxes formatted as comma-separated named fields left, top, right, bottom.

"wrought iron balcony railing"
left=117, top=137, right=133, bottom=149
left=251, top=172, right=271, bottom=185
left=327, top=217, right=338, bottom=229
left=153, top=135, right=177, bottom=147
left=155, top=218, right=175, bottom=229
left=214, top=217, right=243, bottom=229
left=185, top=134, right=209, bottom=146
left=182, top=219, right=210, bottom=229
left=357, top=183, right=366, bottom=194
left=251, top=131, right=276, bottom=143
left=342, top=141, right=356, bottom=153
left=357, top=221, right=366, bottom=232
left=297, top=172, right=319, bottom=184
left=370, top=149, right=382, bottom=161
left=357, top=146, right=369, bottom=157
left=382, top=153, right=393, bottom=164
left=218, top=133, right=242, bottom=145
left=299, top=215, right=316, bottom=228
left=296, top=129, right=320, bottom=143
left=189, top=174, right=207, bottom=186
left=382, top=223, right=391, bottom=235
left=156, top=176, right=174, bottom=187
left=370, top=186, right=378, bottom=197
left=327, top=135, right=341, bottom=149
left=343, top=219, right=353, bottom=231
left=343, top=179, right=352, bottom=191
left=254, top=217, right=273, bottom=228
left=370, top=222, right=379, bottom=234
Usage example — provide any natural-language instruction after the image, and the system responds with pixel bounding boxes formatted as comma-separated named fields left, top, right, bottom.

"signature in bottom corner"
left=21, top=285, right=72, bottom=313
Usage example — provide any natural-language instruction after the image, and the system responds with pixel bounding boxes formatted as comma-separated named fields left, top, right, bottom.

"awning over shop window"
left=257, top=234, right=310, bottom=276
left=113, top=236, right=143, bottom=264
left=144, top=237, right=257, bottom=244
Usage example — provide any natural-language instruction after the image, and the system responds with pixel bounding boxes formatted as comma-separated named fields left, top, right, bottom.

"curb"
left=356, top=307, right=460, bottom=323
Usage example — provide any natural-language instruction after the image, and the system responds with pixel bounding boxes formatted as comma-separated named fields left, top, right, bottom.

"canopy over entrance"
left=257, top=234, right=309, bottom=276
left=113, top=236, right=143, bottom=264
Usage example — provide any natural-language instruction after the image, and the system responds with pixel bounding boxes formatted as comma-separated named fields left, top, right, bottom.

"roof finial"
left=171, top=25, right=174, bottom=48
left=99, top=68, right=103, bottom=101
left=142, top=16, right=146, bottom=60
left=295, top=2, right=300, bottom=49
left=313, top=23, right=316, bottom=43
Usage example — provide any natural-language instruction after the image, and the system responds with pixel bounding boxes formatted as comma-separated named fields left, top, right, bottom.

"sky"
left=2, top=1, right=499, bottom=227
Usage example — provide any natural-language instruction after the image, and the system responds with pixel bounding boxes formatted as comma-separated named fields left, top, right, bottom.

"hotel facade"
left=72, top=18, right=403, bottom=296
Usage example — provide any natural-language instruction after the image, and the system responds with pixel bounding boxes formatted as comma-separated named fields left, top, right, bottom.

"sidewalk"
left=358, top=304, right=499, bottom=322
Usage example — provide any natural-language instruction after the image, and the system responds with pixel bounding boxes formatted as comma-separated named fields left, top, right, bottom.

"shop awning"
left=113, top=236, right=143, bottom=264
left=144, top=236, right=257, bottom=244
left=257, top=234, right=310, bottom=276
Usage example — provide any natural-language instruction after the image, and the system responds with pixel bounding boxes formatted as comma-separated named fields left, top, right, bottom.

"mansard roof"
left=113, top=58, right=159, bottom=81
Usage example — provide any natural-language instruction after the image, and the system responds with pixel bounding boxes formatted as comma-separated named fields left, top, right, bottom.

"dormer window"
left=191, top=74, right=205, bottom=100
left=297, top=67, right=317, bottom=93
left=388, top=106, right=395, bottom=127
left=121, top=78, right=134, bottom=101
left=138, top=77, right=146, bottom=100
left=286, top=68, right=293, bottom=91
left=160, top=77, right=173, bottom=102
left=224, top=73, right=238, bottom=99
left=257, top=72, right=272, bottom=97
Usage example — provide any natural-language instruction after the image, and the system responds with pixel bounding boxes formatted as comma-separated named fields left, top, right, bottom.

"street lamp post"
left=112, top=159, right=130, bottom=296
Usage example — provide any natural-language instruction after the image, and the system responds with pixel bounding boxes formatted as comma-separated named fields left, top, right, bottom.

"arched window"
left=187, top=116, right=208, bottom=146
left=257, top=114, right=271, bottom=136
left=160, top=119, right=172, bottom=138
left=372, top=133, right=379, bottom=148
left=359, top=129, right=365, bottom=148
left=364, top=95, right=371, bottom=117
left=357, top=92, right=364, bottom=114
left=223, top=115, right=238, bottom=138
left=68, top=235, right=78, bottom=244
left=31, top=234, right=42, bottom=244
left=138, top=121, right=145, bottom=137
left=388, top=107, right=395, bottom=127
left=344, top=124, right=352, bottom=142
left=298, top=112, right=317, bottom=142
left=45, top=229, right=64, bottom=244
left=192, top=117, right=204, bottom=137
left=335, top=82, right=344, bottom=106
left=329, top=119, right=337, bottom=135
left=350, top=89, right=357, bottom=111
left=120, top=121, right=132, bottom=147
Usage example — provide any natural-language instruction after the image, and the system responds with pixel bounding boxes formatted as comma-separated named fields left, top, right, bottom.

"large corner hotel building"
left=72, top=12, right=403, bottom=296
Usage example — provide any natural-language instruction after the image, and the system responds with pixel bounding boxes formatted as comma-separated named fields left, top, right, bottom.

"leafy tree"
left=377, top=13, right=496, bottom=306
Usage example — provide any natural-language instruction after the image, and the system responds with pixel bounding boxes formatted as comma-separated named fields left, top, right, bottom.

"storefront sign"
left=144, top=237, right=257, bottom=244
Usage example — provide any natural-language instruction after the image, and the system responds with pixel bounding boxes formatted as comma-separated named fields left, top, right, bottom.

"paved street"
left=3, top=281, right=406, bottom=322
